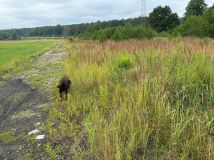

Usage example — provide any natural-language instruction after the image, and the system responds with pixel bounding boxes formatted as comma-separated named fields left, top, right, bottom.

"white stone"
left=36, top=135, right=45, bottom=140
left=35, top=122, right=41, bottom=126
left=28, top=129, right=40, bottom=135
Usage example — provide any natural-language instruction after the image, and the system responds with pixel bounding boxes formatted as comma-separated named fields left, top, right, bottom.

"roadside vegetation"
left=46, top=39, right=214, bottom=159
left=0, top=40, right=54, bottom=74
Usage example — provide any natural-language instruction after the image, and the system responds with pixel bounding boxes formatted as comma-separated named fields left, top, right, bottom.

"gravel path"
left=0, top=43, right=67, bottom=160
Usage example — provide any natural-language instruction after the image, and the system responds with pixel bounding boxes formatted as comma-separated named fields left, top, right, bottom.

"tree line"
left=0, top=0, right=213, bottom=40
left=0, top=17, right=147, bottom=40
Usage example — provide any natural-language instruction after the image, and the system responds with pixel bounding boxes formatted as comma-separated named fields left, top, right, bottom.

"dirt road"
left=0, top=43, right=67, bottom=159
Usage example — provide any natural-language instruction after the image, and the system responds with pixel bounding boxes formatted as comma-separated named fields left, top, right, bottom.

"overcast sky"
left=0, top=0, right=213, bottom=29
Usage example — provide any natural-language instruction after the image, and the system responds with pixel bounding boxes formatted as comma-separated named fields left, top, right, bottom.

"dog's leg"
left=60, top=92, right=63, bottom=101
left=65, top=90, right=68, bottom=100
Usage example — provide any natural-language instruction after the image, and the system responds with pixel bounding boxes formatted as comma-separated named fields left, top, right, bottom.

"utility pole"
left=141, top=0, right=146, bottom=27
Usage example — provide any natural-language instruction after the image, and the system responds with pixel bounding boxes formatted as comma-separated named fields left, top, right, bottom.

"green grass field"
left=0, top=40, right=54, bottom=70
left=46, top=39, right=214, bottom=160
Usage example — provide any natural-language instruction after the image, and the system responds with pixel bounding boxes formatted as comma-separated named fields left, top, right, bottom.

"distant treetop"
left=149, top=6, right=179, bottom=32
left=185, top=0, right=207, bottom=17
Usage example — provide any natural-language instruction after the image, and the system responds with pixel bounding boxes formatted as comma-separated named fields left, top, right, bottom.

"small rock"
left=28, top=129, right=40, bottom=135
left=36, top=135, right=45, bottom=140
left=35, top=122, right=41, bottom=126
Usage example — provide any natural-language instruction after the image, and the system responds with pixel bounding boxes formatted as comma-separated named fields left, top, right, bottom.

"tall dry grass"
left=47, top=38, right=214, bottom=160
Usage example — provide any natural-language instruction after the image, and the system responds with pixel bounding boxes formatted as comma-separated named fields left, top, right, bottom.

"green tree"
left=112, top=27, right=124, bottom=40
left=91, top=21, right=102, bottom=33
left=149, top=6, right=179, bottom=32
left=203, top=7, right=214, bottom=37
left=55, top=24, right=63, bottom=36
left=203, top=7, right=214, bottom=24
left=124, top=22, right=133, bottom=38
left=132, top=26, right=156, bottom=39
left=63, top=25, right=71, bottom=38
left=174, top=16, right=207, bottom=37
left=8, top=31, right=19, bottom=40
left=185, top=0, right=207, bottom=17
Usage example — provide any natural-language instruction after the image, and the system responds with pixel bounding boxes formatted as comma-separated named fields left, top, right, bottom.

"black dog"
left=57, top=76, right=71, bottom=100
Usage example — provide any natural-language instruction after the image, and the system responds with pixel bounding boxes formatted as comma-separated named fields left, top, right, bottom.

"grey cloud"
left=0, top=0, right=213, bottom=29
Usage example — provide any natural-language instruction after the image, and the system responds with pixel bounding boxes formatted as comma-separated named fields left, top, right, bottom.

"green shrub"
left=173, top=16, right=208, bottom=37
left=0, top=130, right=16, bottom=144
left=83, top=23, right=157, bottom=41
left=205, top=24, right=214, bottom=38
left=117, top=55, right=135, bottom=70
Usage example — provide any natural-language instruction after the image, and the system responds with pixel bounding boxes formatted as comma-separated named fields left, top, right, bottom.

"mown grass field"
left=0, top=40, right=54, bottom=73
left=46, top=39, right=214, bottom=160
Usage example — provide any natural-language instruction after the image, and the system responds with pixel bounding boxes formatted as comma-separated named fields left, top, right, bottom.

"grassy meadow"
left=46, top=39, right=214, bottom=159
left=0, top=38, right=213, bottom=159
left=0, top=40, right=54, bottom=73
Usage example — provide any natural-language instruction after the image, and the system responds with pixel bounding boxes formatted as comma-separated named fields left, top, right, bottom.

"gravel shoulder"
left=0, top=42, right=67, bottom=160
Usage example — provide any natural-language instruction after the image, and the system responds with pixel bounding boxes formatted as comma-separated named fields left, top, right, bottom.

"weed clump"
left=0, top=130, right=15, bottom=144
left=117, top=55, right=135, bottom=70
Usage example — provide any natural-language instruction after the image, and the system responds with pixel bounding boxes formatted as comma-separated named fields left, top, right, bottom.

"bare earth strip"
left=0, top=42, right=67, bottom=160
